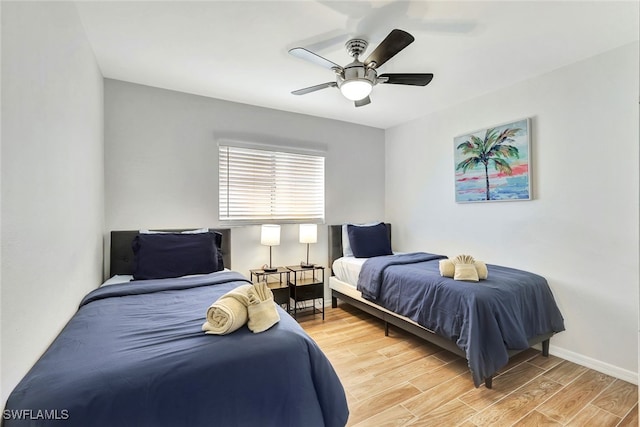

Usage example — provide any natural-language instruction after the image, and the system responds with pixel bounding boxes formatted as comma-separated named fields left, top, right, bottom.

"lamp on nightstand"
left=260, top=224, right=280, bottom=272
left=299, top=223, right=317, bottom=268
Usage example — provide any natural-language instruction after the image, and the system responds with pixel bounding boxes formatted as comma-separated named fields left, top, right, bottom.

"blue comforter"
left=357, top=253, right=565, bottom=387
left=4, top=271, right=349, bottom=426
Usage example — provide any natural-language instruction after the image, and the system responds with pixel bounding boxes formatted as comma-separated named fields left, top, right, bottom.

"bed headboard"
left=328, top=223, right=391, bottom=275
left=109, top=228, right=231, bottom=277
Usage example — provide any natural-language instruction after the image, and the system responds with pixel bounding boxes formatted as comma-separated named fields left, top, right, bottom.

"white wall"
left=1, top=2, right=104, bottom=404
left=385, top=42, right=639, bottom=383
left=104, top=79, right=385, bottom=281
left=4, top=2, right=634, bottom=407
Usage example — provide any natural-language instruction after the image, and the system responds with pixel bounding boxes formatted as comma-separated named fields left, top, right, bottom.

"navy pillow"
left=347, top=223, right=392, bottom=258
left=132, top=231, right=222, bottom=280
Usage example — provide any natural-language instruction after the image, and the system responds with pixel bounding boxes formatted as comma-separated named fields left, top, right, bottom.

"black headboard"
left=328, top=223, right=391, bottom=275
left=109, top=228, right=231, bottom=277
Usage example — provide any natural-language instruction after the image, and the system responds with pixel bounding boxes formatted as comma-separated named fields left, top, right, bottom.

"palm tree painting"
left=454, top=118, right=531, bottom=202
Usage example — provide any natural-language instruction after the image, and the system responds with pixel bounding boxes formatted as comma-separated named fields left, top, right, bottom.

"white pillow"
left=100, top=275, right=133, bottom=287
left=341, top=222, right=384, bottom=257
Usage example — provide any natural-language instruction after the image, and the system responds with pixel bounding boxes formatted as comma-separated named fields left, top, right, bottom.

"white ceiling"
left=75, top=1, right=639, bottom=129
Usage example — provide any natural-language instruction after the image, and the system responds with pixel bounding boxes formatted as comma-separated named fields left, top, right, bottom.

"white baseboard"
left=548, top=344, right=638, bottom=385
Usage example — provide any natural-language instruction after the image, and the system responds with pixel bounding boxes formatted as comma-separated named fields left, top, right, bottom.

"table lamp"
left=299, top=223, right=317, bottom=268
left=260, top=224, right=280, bottom=272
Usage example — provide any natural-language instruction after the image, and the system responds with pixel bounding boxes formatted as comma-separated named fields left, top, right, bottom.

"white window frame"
left=218, top=142, right=325, bottom=224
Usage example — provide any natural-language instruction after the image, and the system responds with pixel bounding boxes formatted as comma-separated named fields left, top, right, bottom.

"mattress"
left=331, top=256, right=367, bottom=287
left=330, top=258, right=428, bottom=333
left=100, top=270, right=231, bottom=287
left=331, top=254, right=406, bottom=287
left=100, top=274, right=133, bottom=286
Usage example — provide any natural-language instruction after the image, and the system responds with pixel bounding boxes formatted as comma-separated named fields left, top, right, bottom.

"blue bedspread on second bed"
left=4, top=271, right=348, bottom=427
left=357, top=253, right=565, bottom=387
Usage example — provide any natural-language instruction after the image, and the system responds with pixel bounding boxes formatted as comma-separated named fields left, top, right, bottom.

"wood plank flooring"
left=298, top=303, right=638, bottom=427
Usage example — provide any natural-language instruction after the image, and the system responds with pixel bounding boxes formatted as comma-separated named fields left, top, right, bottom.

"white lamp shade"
left=260, top=224, right=280, bottom=246
left=340, top=79, right=373, bottom=101
left=299, top=224, right=318, bottom=244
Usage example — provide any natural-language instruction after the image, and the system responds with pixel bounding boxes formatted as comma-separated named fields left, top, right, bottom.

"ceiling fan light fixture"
left=340, top=79, right=373, bottom=101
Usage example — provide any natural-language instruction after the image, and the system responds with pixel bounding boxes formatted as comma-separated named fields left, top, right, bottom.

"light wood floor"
left=298, top=303, right=638, bottom=427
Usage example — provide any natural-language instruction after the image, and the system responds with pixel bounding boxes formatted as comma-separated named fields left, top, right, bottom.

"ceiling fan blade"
left=379, top=73, right=434, bottom=86
left=364, top=29, right=415, bottom=69
left=291, top=82, right=337, bottom=95
left=288, top=47, right=343, bottom=71
left=354, top=96, right=371, bottom=107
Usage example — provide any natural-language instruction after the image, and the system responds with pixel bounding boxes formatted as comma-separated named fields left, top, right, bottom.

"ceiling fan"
left=289, top=29, right=433, bottom=107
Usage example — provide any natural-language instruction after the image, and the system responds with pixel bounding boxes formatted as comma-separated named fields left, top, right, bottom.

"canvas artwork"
left=454, top=118, right=531, bottom=203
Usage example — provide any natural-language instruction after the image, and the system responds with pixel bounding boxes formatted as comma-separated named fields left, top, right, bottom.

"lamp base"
left=263, top=266, right=277, bottom=273
left=300, top=262, right=315, bottom=269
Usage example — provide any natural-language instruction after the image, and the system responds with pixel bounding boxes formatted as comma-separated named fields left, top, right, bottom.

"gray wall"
left=104, top=79, right=386, bottom=280
left=385, top=42, right=640, bottom=383
left=1, top=2, right=105, bottom=404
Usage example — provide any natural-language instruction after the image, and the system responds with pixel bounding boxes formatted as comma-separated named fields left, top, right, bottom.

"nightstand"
left=287, top=265, right=325, bottom=320
left=249, top=267, right=290, bottom=312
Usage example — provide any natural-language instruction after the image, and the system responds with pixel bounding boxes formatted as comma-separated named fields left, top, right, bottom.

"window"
left=219, top=144, right=325, bottom=223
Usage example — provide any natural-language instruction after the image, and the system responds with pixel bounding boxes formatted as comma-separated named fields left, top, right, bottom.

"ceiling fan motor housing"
left=338, top=61, right=377, bottom=88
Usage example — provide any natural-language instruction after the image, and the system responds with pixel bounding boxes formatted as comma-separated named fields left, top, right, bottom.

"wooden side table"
left=249, top=267, right=290, bottom=312
left=287, top=265, right=325, bottom=320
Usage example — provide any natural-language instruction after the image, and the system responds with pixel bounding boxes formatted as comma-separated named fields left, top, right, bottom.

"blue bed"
left=328, top=223, right=564, bottom=389
left=4, top=230, right=348, bottom=426
left=357, top=252, right=565, bottom=387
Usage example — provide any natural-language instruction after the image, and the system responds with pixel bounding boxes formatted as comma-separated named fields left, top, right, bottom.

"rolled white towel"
left=247, top=283, right=280, bottom=333
left=202, top=284, right=252, bottom=335
left=439, top=259, right=455, bottom=278
left=475, top=261, right=488, bottom=280
left=249, top=281, right=273, bottom=303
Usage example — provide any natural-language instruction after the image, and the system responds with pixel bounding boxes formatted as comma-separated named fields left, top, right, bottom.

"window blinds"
left=219, top=145, right=325, bottom=223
